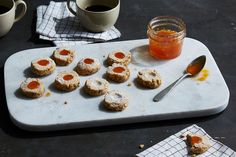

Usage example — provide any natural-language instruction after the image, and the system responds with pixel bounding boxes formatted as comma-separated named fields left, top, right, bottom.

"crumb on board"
left=64, top=101, right=68, bottom=105
left=127, top=82, right=132, bottom=86
left=139, top=144, right=145, bottom=149
left=45, top=91, right=51, bottom=97
left=103, top=55, right=106, bottom=58
left=214, top=136, right=226, bottom=139
left=180, top=134, right=186, bottom=140
left=180, top=134, right=185, bottom=138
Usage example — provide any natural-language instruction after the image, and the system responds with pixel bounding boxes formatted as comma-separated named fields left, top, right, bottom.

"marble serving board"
left=4, top=38, right=229, bottom=131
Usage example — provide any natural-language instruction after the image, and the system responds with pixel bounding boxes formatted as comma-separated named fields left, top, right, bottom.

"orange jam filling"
left=27, top=81, right=40, bottom=89
left=149, top=29, right=183, bottom=59
left=190, top=136, right=202, bottom=145
left=60, top=49, right=70, bottom=55
left=113, top=67, right=125, bottom=73
left=84, top=58, right=94, bottom=64
left=63, top=74, right=74, bottom=81
left=37, top=59, right=49, bottom=66
left=114, top=52, right=125, bottom=59
left=187, top=63, right=204, bottom=75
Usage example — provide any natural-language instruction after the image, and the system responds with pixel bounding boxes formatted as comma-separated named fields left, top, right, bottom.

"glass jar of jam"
left=147, top=16, right=186, bottom=60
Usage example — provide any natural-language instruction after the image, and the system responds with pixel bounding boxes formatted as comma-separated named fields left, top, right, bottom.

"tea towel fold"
left=136, top=124, right=235, bottom=157
left=36, top=1, right=121, bottom=46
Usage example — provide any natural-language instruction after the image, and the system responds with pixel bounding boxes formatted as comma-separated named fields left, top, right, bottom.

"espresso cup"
left=67, top=0, right=120, bottom=32
left=0, top=0, right=27, bottom=38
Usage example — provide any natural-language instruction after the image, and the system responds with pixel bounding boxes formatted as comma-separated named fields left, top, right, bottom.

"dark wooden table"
left=0, top=0, right=235, bottom=156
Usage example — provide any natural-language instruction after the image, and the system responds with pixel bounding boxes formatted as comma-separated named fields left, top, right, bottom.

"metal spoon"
left=153, top=55, right=206, bottom=102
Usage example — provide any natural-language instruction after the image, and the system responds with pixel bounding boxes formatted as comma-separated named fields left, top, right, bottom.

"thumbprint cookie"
left=186, top=134, right=211, bottom=155
left=103, top=90, right=128, bottom=111
left=76, top=57, right=101, bottom=75
left=106, top=63, right=130, bottom=83
left=137, top=69, right=161, bottom=89
left=84, top=78, right=109, bottom=96
left=52, top=48, right=75, bottom=66
left=107, top=50, right=131, bottom=66
left=31, top=57, right=56, bottom=76
left=54, top=71, right=80, bottom=91
left=20, top=78, right=45, bottom=98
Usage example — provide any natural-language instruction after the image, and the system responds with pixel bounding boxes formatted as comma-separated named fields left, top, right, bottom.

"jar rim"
left=148, top=16, right=186, bottom=38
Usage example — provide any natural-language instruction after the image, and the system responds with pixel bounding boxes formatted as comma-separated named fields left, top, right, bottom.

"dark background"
left=0, top=0, right=235, bottom=156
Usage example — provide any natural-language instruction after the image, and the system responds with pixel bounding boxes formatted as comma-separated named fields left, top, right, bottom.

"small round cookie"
left=107, top=50, right=131, bottom=66
left=186, top=134, right=211, bottom=155
left=84, top=78, right=109, bottom=96
left=76, top=57, right=101, bottom=75
left=52, top=48, right=75, bottom=66
left=31, top=57, right=56, bottom=76
left=137, top=69, right=161, bottom=89
left=54, top=71, right=80, bottom=91
left=20, top=78, right=45, bottom=98
left=103, top=90, right=128, bottom=111
left=106, top=63, right=130, bottom=83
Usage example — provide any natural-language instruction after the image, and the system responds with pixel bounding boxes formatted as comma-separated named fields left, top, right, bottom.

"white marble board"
left=4, top=38, right=230, bottom=131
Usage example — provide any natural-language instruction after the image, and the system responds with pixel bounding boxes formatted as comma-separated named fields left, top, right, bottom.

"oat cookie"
left=107, top=50, right=131, bottom=66
left=103, top=90, right=128, bottom=111
left=137, top=69, right=161, bottom=88
left=76, top=57, right=101, bottom=75
left=54, top=71, right=80, bottom=91
left=52, top=48, right=75, bottom=66
left=106, top=63, right=130, bottom=83
left=20, top=78, right=45, bottom=98
left=84, top=77, right=109, bottom=96
left=31, top=57, right=56, bottom=76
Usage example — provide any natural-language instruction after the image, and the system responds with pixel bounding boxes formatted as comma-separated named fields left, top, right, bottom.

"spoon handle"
left=153, top=73, right=189, bottom=102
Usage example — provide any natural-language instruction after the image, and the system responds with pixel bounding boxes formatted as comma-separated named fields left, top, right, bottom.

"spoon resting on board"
left=153, top=55, right=206, bottom=102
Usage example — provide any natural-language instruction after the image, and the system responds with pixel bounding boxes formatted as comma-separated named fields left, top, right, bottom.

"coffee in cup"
left=0, top=0, right=27, bottom=38
left=67, top=0, right=120, bottom=32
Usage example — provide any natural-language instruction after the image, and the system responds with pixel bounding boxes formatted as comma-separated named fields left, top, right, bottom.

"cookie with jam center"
left=52, top=48, right=75, bottom=66
left=107, top=50, right=131, bottom=66
left=54, top=71, right=80, bottom=91
left=186, top=133, right=211, bottom=155
left=20, top=78, right=45, bottom=98
left=76, top=57, right=101, bottom=75
left=31, top=57, right=56, bottom=76
left=106, top=63, right=130, bottom=83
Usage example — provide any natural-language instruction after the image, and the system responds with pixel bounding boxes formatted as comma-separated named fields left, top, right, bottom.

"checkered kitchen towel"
left=36, top=1, right=121, bottom=46
left=137, top=124, right=236, bottom=157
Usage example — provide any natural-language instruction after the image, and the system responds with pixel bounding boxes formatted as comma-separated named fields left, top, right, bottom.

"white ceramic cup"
left=67, top=0, right=120, bottom=32
left=0, top=0, right=27, bottom=37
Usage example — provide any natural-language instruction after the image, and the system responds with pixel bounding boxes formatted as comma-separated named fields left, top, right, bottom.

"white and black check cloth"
left=137, top=124, right=235, bottom=157
left=36, top=1, right=121, bottom=46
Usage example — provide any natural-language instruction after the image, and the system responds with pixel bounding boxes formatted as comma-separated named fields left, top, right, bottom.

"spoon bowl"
left=153, top=55, right=207, bottom=102
left=186, top=55, right=206, bottom=76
